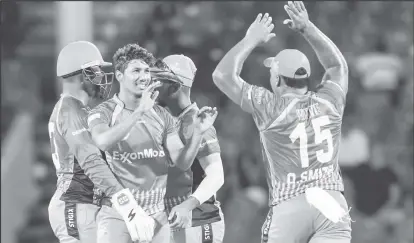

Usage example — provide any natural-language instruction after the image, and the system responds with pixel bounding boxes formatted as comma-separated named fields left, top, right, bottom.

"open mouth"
left=135, top=79, right=150, bottom=90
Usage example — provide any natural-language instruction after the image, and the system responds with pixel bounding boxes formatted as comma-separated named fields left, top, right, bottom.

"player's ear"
left=171, top=83, right=181, bottom=94
left=115, top=70, right=123, bottom=82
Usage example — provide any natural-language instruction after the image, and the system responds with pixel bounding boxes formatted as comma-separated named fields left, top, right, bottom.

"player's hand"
left=111, top=189, right=156, bottom=242
left=283, top=1, right=310, bottom=32
left=168, top=206, right=191, bottom=229
left=168, top=199, right=197, bottom=229
left=134, top=81, right=162, bottom=116
left=129, top=214, right=156, bottom=243
left=245, top=13, right=276, bottom=46
left=193, top=106, right=218, bottom=134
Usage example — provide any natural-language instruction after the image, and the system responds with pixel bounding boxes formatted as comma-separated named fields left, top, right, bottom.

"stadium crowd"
left=1, top=2, right=412, bottom=243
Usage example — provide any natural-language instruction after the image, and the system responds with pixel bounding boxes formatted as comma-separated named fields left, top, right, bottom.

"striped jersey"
left=240, top=80, right=346, bottom=206
left=164, top=103, right=222, bottom=227
left=87, top=94, right=176, bottom=215
left=48, top=95, right=122, bottom=205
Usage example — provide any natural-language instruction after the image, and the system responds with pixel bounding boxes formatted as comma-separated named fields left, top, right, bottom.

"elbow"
left=212, top=70, right=232, bottom=89
left=176, top=165, right=190, bottom=172
left=337, top=58, right=348, bottom=75
left=212, top=67, right=230, bottom=83
left=174, top=160, right=191, bottom=172
left=342, top=63, right=349, bottom=75
left=93, top=137, right=110, bottom=151
left=217, top=170, right=224, bottom=188
left=212, top=70, right=223, bottom=86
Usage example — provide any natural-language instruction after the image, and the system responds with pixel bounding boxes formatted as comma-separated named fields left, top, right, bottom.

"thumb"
left=283, top=19, right=294, bottom=29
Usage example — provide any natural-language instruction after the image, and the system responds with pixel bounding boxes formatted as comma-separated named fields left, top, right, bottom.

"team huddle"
left=48, top=2, right=352, bottom=243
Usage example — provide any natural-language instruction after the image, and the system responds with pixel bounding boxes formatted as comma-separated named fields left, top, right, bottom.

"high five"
left=213, top=1, right=351, bottom=243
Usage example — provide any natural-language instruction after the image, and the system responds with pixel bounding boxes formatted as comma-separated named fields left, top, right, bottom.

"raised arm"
left=212, top=13, right=276, bottom=109
left=89, top=81, right=161, bottom=151
left=165, top=107, right=218, bottom=171
left=89, top=112, right=142, bottom=151
left=284, top=1, right=348, bottom=94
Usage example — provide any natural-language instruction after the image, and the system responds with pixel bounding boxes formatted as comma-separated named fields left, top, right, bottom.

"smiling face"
left=116, top=59, right=151, bottom=97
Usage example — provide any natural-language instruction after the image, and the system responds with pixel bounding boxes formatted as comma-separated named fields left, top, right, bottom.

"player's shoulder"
left=153, top=104, right=175, bottom=120
left=90, top=97, right=117, bottom=115
left=58, top=95, right=87, bottom=118
left=248, top=84, right=277, bottom=103
left=313, top=80, right=346, bottom=116
left=153, top=104, right=170, bottom=114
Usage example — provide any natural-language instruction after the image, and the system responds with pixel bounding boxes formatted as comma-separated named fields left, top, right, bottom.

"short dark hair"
left=154, top=59, right=170, bottom=70
left=112, top=43, right=155, bottom=73
left=282, top=67, right=309, bottom=88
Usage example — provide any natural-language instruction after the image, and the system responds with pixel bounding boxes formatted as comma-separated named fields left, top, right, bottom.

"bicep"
left=90, top=123, right=110, bottom=144
left=322, top=66, right=348, bottom=95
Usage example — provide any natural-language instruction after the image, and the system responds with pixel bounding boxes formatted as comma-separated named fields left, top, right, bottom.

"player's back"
left=241, top=81, right=346, bottom=206
left=48, top=95, right=98, bottom=204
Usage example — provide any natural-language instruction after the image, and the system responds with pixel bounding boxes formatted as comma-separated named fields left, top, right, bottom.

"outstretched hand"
left=193, top=107, right=218, bottom=134
left=283, top=1, right=310, bottom=33
left=245, top=13, right=276, bottom=45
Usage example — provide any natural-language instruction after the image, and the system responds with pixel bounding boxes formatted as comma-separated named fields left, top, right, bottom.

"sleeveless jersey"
left=48, top=95, right=122, bottom=205
left=87, top=94, right=176, bottom=214
left=240, top=81, right=347, bottom=206
left=164, top=103, right=222, bottom=227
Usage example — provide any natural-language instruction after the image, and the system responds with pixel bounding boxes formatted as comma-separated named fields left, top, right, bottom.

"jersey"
left=164, top=103, right=222, bottom=227
left=240, top=80, right=346, bottom=206
left=87, top=94, right=177, bottom=215
left=48, top=95, right=122, bottom=205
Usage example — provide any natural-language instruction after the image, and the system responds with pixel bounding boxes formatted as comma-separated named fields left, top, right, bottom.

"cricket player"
left=49, top=41, right=159, bottom=243
left=212, top=2, right=351, bottom=243
left=87, top=43, right=218, bottom=243
left=151, top=56, right=225, bottom=243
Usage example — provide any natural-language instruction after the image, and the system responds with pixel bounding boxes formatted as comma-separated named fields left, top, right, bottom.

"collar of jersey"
left=177, top=102, right=197, bottom=120
left=112, top=93, right=126, bottom=108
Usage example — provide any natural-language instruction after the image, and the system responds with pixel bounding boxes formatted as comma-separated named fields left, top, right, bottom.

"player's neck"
left=62, top=85, right=89, bottom=106
left=284, top=86, right=308, bottom=95
left=168, top=95, right=191, bottom=117
left=118, top=89, right=141, bottom=110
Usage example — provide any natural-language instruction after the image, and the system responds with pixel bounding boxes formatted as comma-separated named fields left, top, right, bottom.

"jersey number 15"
left=289, top=115, right=333, bottom=168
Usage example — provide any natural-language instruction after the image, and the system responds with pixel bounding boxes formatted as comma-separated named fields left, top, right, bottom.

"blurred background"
left=1, top=1, right=413, bottom=243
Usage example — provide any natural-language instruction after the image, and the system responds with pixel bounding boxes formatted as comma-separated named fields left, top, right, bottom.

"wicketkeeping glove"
left=111, top=188, right=156, bottom=242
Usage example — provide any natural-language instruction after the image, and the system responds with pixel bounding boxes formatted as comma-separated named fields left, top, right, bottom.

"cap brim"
left=263, top=57, right=274, bottom=68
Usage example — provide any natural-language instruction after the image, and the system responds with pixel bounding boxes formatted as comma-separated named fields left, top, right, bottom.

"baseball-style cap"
left=263, top=49, right=311, bottom=79
left=57, top=41, right=112, bottom=77
left=163, top=54, right=197, bottom=87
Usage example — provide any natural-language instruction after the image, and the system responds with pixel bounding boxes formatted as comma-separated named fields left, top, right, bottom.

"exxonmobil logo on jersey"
left=112, top=149, right=165, bottom=164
